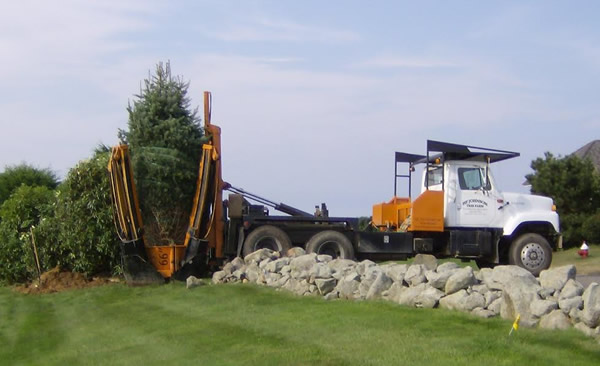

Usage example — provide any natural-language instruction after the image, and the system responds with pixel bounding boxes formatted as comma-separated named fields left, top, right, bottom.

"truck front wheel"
left=305, top=231, right=354, bottom=260
left=243, top=225, right=292, bottom=257
left=508, top=233, right=552, bottom=276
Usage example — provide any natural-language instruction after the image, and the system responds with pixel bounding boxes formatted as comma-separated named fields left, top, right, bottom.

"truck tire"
left=243, top=225, right=292, bottom=257
left=305, top=230, right=354, bottom=260
left=508, top=233, right=552, bottom=276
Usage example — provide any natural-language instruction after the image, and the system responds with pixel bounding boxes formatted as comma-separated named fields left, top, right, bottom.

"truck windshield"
left=458, top=167, right=489, bottom=190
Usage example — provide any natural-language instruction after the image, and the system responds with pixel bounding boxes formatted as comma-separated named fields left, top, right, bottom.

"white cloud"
left=204, top=17, right=360, bottom=43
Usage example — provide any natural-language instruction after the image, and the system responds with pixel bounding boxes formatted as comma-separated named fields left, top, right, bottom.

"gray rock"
left=539, top=310, right=571, bottom=330
left=437, top=262, right=460, bottom=273
left=244, top=248, right=278, bottom=264
left=265, top=257, right=291, bottom=273
left=315, top=278, right=337, bottom=295
left=472, top=307, right=496, bottom=318
left=538, top=287, right=555, bottom=300
left=477, top=267, right=493, bottom=283
left=488, top=297, right=503, bottom=315
left=471, top=284, right=489, bottom=295
left=308, top=263, right=333, bottom=280
left=382, top=263, right=408, bottom=284
left=186, top=276, right=205, bottom=289
left=415, top=285, right=445, bottom=308
left=245, top=264, right=260, bottom=283
left=274, top=274, right=290, bottom=288
left=559, top=279, right=584, bottom=300
left=286, top=247, right=306, bottom=257
left=426, top=269, right=455, bottom=290
left=488, top=266, right=541, bottom=327
left=265, top=273, right=282, bottom=287
left=386, top=282, right=406, bottom=303
left=582, top=283, right=600, bottom=328
left=356, top=259, right=376, bottom=276
left=323, top=291, right=339, bottom=300
left=405, top=264, right=426, bottom=286
left=413, top=254, right=438, bottom=271
left=336, top=275, right=361, bottom=299
left=558, top=296, right=583, bottom=314
left=316, top=254, right=333, bottom=263
left=539, top=265, right=576, bottom=292
left=485, top=290, right=502, bottom=308
left=439, top=290, right=484, bottom=312
left=570, top=308, right=583, bottom=323
left=530, top=299, right=558, bottom=318
left=212, top=270, right=228, bottom=284
left=327, top=258, right=357, bottom=272
left=366, top=272, right=393, bottom=300
left=396, top=284, right=428, bottom=307
left=232, top=269, right=246, bottom=280
left=290, top=253, right=318, bottom=272
left=486, top=265, right=539, bottom=291
left=445, top=267, right=476, bottom=295
left=280, top=265, right=291, bottom=275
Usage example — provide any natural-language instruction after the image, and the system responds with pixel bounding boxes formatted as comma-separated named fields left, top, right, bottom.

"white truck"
left=371, top=140, right=560, bottom=275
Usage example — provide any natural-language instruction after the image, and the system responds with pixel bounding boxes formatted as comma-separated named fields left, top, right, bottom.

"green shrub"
left=582, top=212, right=600, bottom=244
left=0, top=185, right=55, bottom=284
left=0, top=164, right=58, bottom=207
left=49, top=152, right=121, bottom=276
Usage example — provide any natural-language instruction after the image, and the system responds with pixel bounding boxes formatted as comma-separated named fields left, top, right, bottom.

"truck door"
left=450, top=165, right=502, bottom=228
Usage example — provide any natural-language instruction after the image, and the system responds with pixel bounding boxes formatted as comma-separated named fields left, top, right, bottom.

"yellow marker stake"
left=509, top=314, right=521, bottom=336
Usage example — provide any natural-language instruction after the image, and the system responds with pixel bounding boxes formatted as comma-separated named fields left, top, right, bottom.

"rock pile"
left=210, top=248, right=600, bottom=340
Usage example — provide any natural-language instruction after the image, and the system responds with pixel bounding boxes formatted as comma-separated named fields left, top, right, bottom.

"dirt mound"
left=15, top=267, right=119, bottom=294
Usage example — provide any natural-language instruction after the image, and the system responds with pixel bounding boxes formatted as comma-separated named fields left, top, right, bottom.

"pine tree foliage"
left=118, top=61, right=204, bottom=245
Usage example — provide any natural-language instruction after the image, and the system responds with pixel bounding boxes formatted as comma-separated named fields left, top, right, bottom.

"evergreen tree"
left=0, top=164, right=58, bottom=207
left=119, top=61, right=204, bottom=245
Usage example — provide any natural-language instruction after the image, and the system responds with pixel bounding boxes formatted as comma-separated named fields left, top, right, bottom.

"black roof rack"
left=427, top=140, right=520, bottom=163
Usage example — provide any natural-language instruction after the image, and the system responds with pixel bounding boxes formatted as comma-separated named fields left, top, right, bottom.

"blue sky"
left=1, top=1, right=598, bottom=216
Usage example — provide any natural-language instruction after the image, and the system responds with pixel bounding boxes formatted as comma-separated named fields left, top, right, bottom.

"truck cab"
left=373, top=140, right=560, bottom=275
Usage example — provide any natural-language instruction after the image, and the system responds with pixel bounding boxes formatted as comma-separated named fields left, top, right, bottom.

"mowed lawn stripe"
left=1, top=284, right=599, bottom=366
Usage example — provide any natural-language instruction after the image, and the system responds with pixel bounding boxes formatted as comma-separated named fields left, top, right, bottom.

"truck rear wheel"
left=508, top=233, right=552, bottom=276
left=243, top=225, right=292, bottom=257
left=305, top=230, right=354, bottom=260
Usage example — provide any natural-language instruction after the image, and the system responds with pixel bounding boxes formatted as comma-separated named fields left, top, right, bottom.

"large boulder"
left=539, top=265, right=576, bottom=292
left=414, top=285, right=445, bottom=308
left=366, top=272, right=393, bottom=300
left=335, top=273, right=361, bottom=299
left=395, top=283, right=428, bottom=307
left=265, top=257, right=291, bottom=273
left=444, top=267, right=476, bottom=295
left=530, top=299, right=558, bottom=318
left=426, top=269, right=456, bottom=290
left=356, top=259, right=376, bottom=276
left=413, top=254, right=438, bottom=271
left=487, top=266, right=541, bottom=327
left=405, top=264, right=426, bottom=286
left=558, top=296, right=583, bottom=314
left=582, top=283, right=600, bottom=328
left=186, top=276, right=205, bottom=289
left=315, top=278, right=337, bottom=295
left=381, top=263, right=408, bottom=284
left=244, top=248, right=279, bottom=264
left=308, top=263, right=333, bottom=281
left=539, top=310, right=571, bottom=330
left=439, top=290, right=485, bottom=312
left=559, top=279, right=584, bottom=300
left=286, top=247, right=306, bottom=257
left=437, top=262, right=460, bottom=273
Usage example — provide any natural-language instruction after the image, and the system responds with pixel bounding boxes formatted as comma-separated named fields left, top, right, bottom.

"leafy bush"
left=0, top=163, right=58, bottom=207
left=582, top=212, right=600, bottom=244
left=0, top=185, right=55, bottom=284
left=526, top=153, right=600, bottom=246
left=49, top=152, right=121, bottom=275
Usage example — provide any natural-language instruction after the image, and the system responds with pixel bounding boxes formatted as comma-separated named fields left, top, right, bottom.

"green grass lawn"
left=552, top=243, right=600, bottom=275
left=1, top=283, right=599, bottom=366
